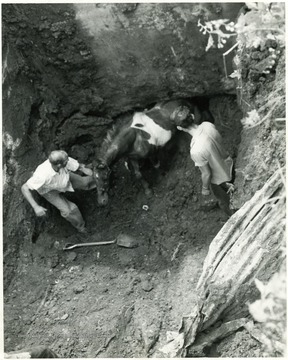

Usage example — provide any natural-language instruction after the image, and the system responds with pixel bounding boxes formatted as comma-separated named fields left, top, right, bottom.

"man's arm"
left=177, top=125, right=193, bottom=136
left=21, top=183, right=47, bottom=217
left=198, top=164, right=212, bottom=195
left=66, top=157, right=92, bottom=176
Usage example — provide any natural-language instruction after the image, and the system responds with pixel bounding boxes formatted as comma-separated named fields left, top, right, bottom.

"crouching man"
left=21, top=150, right=96, bottom=233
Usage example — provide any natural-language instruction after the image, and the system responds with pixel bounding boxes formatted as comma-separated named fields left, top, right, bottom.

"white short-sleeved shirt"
left=190, top=122, right=233, bottom=185
left=26, top=157, right=79, bottom=195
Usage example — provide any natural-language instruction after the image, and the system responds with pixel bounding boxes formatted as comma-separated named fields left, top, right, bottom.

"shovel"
left=63, top=234, right=138, bottom=251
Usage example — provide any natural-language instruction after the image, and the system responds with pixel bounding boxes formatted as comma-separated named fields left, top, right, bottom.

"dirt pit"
left=4, top=96, right=250, bottom=358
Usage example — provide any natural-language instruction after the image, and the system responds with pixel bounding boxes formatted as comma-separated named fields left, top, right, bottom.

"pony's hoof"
left=145, top=188, right=153, bottom=197
left=152, top=161, right=160, bottom=169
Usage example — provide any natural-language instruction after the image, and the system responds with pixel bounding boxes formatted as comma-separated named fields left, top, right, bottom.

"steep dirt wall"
left=73, top=2, right=241, bottom=110
left=232, top=52, right=285, bottom=209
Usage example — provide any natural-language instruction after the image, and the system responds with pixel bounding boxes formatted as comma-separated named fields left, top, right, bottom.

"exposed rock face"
left=232, top=51, right=285, bottom=209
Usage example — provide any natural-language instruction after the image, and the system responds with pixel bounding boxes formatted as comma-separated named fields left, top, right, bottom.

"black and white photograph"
left=2, top=1, right=286, bottom=358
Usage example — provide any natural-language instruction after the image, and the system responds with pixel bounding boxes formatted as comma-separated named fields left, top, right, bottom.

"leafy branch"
left=198, top=2, right=285, bottom=52
left=197, top=18, right=236, bottom=51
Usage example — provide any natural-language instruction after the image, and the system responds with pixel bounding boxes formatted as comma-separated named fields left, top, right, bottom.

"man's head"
left=171, top=105, right=195, bottom=128
left=49, top=150, right=69, bottom=171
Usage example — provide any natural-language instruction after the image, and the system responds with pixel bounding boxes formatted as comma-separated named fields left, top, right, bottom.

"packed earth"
left=3, top=3, right=286, bottom=359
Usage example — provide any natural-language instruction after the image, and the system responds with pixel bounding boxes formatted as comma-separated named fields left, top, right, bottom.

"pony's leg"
left=129, top=159, right=152, bottom=196
left=150, top=151, right=160, bottom=169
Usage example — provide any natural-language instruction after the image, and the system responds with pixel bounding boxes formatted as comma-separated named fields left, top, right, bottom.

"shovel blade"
left=116, top=234, right=139, bottom=248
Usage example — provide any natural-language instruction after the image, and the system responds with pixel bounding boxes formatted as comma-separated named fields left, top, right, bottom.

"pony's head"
left=93, top=160, right=111, bottom=206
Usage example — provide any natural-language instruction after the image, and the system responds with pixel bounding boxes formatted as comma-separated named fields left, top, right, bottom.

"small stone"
left=50, top=255, right=59, bottom=268
left=73, top=286, right=84, bottom=294
left=61, top=313, right=69, bottom=320
left=54, top=241, right=60, bottom=249
left=125, top=286, right=134, bottom=296
left=141, top=280, right=154, bottom=292
left=80, top=50, right=90, bottom=56
left=66, top=252, right=77, bottom=262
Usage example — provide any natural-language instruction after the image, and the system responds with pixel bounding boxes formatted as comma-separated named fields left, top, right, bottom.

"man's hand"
left=78, top=164, right=93, bottom=176
left=226, top=182, right=235, bottom=195
left=34, top=205, right=47, bottom=217
left=177, top=125, right=191, bottom=134
left=82, top=167, right=93, bottom=176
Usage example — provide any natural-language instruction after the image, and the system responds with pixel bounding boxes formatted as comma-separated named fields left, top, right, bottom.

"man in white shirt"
left=21, top=150, right=96, bottom=233
left=177, top=121, right=235, bottom=216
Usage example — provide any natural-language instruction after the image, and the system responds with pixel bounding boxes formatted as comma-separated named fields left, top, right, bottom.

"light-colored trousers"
left=42, top=173, right=95, bottom=231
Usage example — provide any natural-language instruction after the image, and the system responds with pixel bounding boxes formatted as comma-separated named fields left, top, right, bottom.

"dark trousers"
left=211, top=182, right=233, bottom=216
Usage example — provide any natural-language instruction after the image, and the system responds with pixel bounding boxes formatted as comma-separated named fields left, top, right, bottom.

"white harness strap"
left=131, top=112, right=172, bottom=146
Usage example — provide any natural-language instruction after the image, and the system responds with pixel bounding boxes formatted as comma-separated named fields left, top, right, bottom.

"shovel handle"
left=63, top=240, right=116, bottom=251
